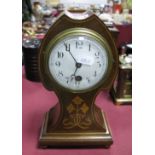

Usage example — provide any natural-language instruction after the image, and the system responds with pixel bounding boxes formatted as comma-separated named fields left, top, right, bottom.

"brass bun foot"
left=39, top=105, right=113, bottom=148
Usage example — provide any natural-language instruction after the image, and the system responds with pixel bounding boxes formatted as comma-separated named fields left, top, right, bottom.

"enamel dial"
left=48, top=34, right=108, bottom=91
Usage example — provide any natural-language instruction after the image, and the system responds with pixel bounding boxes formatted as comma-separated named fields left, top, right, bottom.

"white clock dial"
left=48, top=35, right=108, bottom=91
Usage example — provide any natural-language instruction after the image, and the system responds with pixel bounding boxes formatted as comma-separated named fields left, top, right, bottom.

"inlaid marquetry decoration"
left=63, top=96, right=92, bottom=129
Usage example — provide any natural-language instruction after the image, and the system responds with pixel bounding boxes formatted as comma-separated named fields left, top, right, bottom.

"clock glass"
left=48, top=32, right=109, bottom=91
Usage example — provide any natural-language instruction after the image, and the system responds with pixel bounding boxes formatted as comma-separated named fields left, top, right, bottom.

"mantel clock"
left=38, top=11, right=118, bottom=148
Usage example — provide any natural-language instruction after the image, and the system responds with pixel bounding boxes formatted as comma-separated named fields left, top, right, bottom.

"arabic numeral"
left=55, top=61, right=61, bottom=67
left=58, top=71, right=63, bottom=76
left=64, top=43, right=70, bottom=52
left=89, top=44, right=91, bottom=51
left=97, top=61, right=102, bottom=67
left=76, top=41, right=83, bottom=49
left=57, top=52, right=64, bottom=58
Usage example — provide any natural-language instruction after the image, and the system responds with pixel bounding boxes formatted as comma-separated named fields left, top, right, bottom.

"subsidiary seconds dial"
left=48, top=34, right=108, bottom=91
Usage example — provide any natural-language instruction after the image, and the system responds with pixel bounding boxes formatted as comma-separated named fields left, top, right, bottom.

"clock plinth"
left=39, top=101, right=113, bottom=148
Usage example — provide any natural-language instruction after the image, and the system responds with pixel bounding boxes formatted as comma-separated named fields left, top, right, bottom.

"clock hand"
left=76, top=57, right=94, bottom=66
left=64, top=42, right=78, bottom=63
left=68, top=50, right=77, bottom=63
left=71, top=67, right=78, bottom=81
left=73, top=67, right=78, bottom=76
left=71, top=62, right=82, bottom=80
left=69, top=54, right=91, bottom=66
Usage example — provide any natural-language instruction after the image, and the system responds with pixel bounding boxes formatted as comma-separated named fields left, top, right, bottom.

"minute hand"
left=64, top=43, right=78, bottom=63
left=68, top=50, right=77, bottom=63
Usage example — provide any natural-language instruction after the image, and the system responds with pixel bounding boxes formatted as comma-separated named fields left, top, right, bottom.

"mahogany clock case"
left=38, top=12, right=118, bottom=148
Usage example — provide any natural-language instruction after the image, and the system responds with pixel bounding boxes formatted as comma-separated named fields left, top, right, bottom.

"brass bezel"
left=42, top=27, right=114, bottom=93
